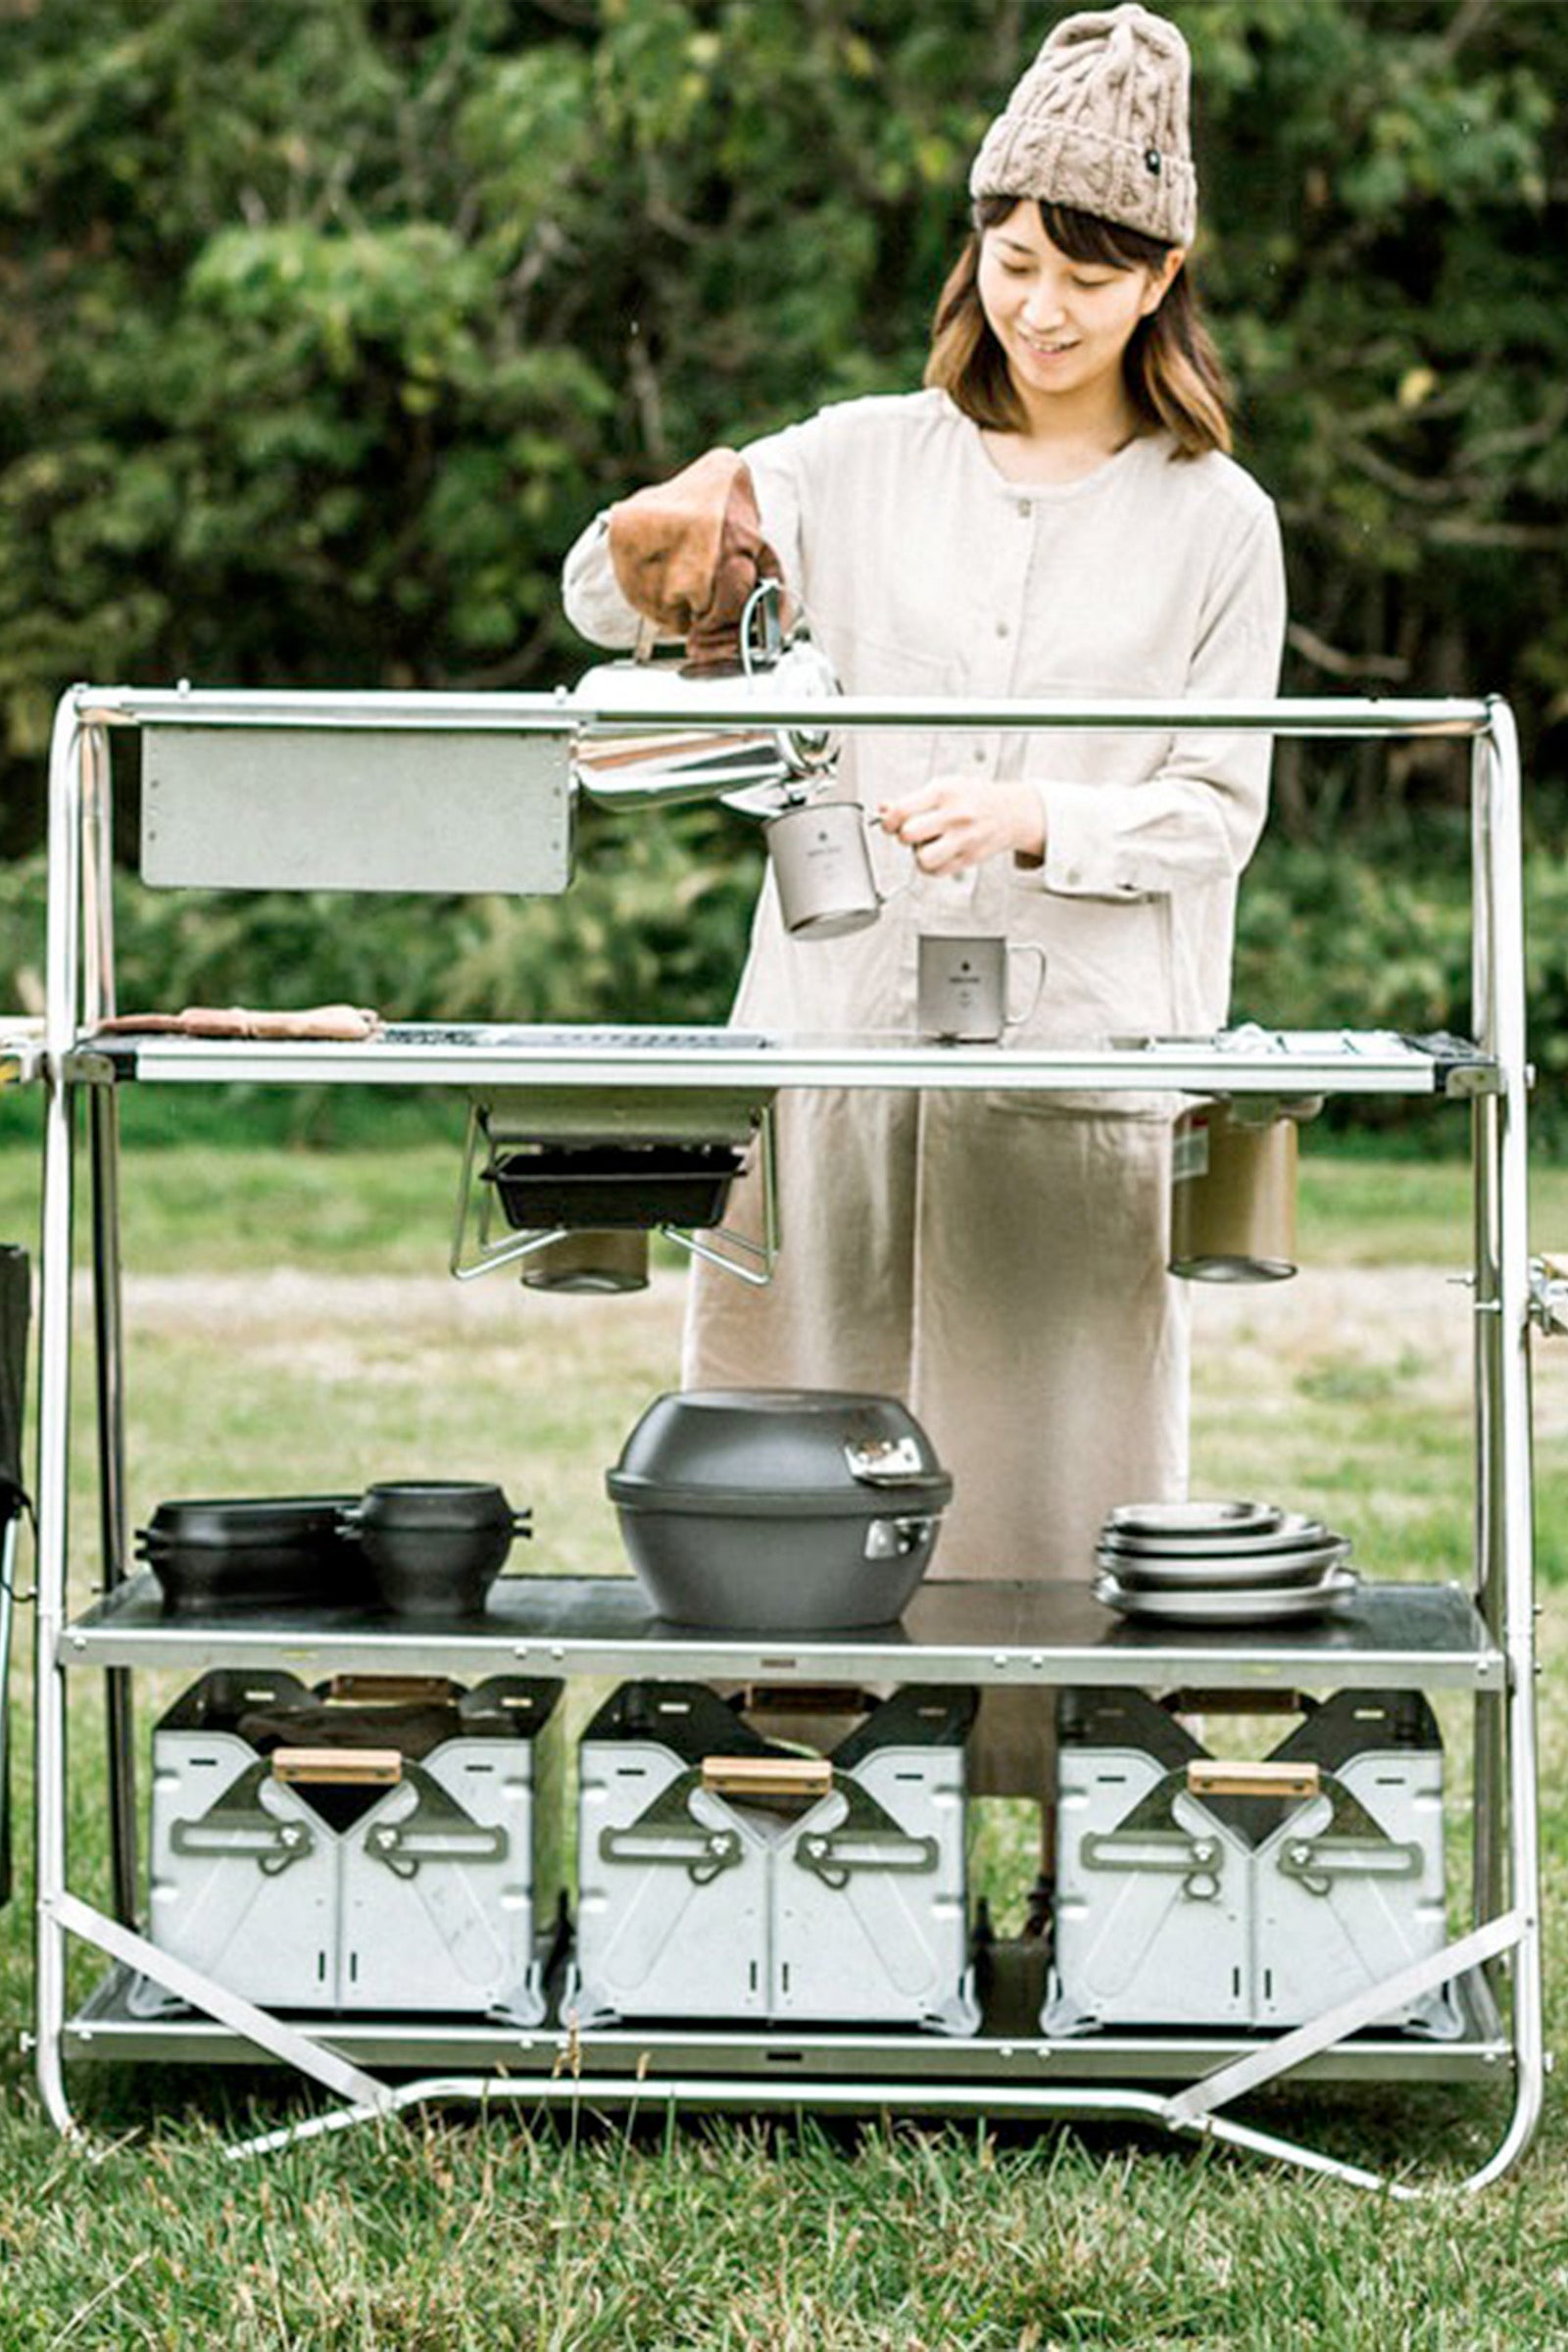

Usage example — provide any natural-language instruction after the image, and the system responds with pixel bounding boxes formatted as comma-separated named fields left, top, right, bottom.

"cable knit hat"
left=969, top=3, right=1197, bottom=247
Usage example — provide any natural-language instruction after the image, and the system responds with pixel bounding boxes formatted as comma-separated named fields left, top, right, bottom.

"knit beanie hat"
left=969, top=3, right=1198, bottom=247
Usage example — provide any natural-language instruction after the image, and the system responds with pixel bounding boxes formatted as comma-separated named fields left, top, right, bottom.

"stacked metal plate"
left=1093, top=1498, right=1358, bottom=1624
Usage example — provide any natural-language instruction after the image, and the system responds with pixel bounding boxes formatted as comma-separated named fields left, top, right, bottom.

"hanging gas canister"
left=1168, top=1099, right=1311, bottom=1283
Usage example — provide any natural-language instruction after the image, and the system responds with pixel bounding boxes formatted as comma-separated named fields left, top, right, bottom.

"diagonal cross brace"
left=1163, top=1908, right=1526, bottom=2126
left=50, top=1891, right=394, bottom=2114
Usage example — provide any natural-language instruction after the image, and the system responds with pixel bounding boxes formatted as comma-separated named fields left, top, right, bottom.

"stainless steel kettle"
left=570, top=581, right=841, bottom=809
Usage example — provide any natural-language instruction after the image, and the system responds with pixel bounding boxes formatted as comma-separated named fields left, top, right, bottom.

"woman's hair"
left=924, top=195, right=1232, bottom=459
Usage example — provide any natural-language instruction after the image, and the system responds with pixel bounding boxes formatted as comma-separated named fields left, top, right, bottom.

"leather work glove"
left=607, top=447, right=784, bottom=670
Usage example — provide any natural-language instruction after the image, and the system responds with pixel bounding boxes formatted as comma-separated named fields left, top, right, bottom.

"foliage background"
left=1, top=0, right=1564, bottom=1118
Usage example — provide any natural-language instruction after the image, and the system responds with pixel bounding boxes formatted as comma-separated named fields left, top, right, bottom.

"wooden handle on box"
left=702, top=1754, right=833, bottom=1800
left=1187, top=1760, right=1320, bottom=1800
left=739, top=1685, right=877, bottom=1717
left=325, top=1674, right=458, bottom=1705
left=272, top=1746, right=404, bottom=1788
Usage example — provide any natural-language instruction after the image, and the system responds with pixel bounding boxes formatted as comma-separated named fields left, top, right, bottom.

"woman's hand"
left=877, top=779, right=1045, bottom=875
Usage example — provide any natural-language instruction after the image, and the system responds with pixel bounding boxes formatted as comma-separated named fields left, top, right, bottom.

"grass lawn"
left=0, top=1124, right=1564, bottom=2347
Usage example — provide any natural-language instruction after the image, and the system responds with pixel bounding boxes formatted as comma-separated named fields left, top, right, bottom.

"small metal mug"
left=915, top=935, right=1048, bottom=1043
left=765, top=800, right=909, bottom=941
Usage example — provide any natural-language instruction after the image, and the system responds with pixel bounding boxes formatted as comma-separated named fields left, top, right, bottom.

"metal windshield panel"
left=140, top=723, right=573, bottom=895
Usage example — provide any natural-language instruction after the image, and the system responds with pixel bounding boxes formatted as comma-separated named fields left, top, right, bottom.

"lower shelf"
left=62, top=1573, right=1504, bottom=1692
left=64, top=1948, right=1508, bottom=2090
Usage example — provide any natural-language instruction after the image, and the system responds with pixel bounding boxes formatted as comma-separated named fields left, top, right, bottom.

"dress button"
left=1016, top=500, right=1031, bottom=518
left=996, top=620, right=1009, bottom=638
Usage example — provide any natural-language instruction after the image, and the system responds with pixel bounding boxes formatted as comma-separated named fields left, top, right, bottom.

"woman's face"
left=976, top=201, right=1180, bottom=430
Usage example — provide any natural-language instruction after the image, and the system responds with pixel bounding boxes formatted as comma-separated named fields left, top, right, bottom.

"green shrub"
left=0, top=804, right=763, bottom=1032
left=1233, top=827, right=1568, bottom=1146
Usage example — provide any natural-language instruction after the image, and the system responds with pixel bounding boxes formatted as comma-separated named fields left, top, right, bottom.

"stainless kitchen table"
left=29, top=684, right=1543, bottom=2192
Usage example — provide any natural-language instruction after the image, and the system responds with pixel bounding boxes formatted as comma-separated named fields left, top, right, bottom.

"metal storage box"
left=566, top=1681, right=980, bottom=2034
left=133, top=1670, right=563, bottom=2023
left=1044, top=1688, right=1461, bottom=2038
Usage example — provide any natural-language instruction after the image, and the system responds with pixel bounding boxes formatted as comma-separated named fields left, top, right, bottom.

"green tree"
left=1189, top=0, right=1568, bottom=832
left=0, top=1, right=1563, bottom=1020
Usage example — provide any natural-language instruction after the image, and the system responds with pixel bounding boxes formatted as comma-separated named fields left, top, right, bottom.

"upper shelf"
left=67, top=1022, right=1496, bottom=1100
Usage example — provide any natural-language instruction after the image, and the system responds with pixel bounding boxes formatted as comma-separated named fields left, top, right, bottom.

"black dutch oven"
left=135, top=1495, right=370, bottom=1615
left=606, top=1389, right=954, bottom=1631
left=338, top=1481, right=532, bottom=1618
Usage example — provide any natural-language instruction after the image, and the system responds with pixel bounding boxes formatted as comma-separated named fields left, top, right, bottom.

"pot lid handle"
left=844, top=1435, right=934, bottom=1487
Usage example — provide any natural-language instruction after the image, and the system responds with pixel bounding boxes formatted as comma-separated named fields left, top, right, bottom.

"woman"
left=564, top=4, right=1287, bottom=1804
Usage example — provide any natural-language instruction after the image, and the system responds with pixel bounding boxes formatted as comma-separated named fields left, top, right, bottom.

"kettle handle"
left=740, top=577, right=788, bottom=672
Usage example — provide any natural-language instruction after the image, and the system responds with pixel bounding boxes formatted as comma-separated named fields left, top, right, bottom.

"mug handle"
left=864, top=808, right=917, bottom=908
left=1004, top=943, right=1048, bottom=1030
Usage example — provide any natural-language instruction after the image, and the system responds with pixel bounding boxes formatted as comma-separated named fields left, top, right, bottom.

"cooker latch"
left=864, top=1514, right=940, bottom=1560
left=844, top=1435, right=930, bottom=1485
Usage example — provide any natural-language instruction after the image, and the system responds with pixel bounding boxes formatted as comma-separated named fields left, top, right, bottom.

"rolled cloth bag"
left=607, top=448, right=784, bottom=669
left=0, top=1247, right=27, bottom=1525
left=0, top=1246, right=26, bottom=1906
left=95, top=1004, right=383, bottom=1042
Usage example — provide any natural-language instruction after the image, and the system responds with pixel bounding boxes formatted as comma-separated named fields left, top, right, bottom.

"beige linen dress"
left=564, top=388, right=1287, bottom=1788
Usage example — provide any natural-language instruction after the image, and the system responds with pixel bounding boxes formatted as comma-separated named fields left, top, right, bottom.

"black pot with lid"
left=135, top=1494, right=371, bottom=1615
left=338, top=1481, right=533, bottom=1618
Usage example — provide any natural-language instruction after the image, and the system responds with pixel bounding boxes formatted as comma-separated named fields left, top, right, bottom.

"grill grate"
left=383, top=1024, right=776, bottom=1054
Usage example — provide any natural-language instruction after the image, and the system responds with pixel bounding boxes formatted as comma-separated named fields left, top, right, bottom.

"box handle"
left=1187, top=1760, right=1320, bottom=1800
left=702, top=1754, right=832, bottom=1801
left=271, top=1745, right=404, bottom=1788
left=325, top=1674, right=460, bottom=1705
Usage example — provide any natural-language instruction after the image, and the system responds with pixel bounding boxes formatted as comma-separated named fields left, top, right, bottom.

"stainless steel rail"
left=75, top=683, right=1491, bottom=737
left=31, top=683, right=1543, bottom=2192
left=67, top=1027, right=1488, bottom=1098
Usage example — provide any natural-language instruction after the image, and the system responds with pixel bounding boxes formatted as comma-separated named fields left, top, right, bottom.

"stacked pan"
left=1093, top=1498, right=1358, bottom=1624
